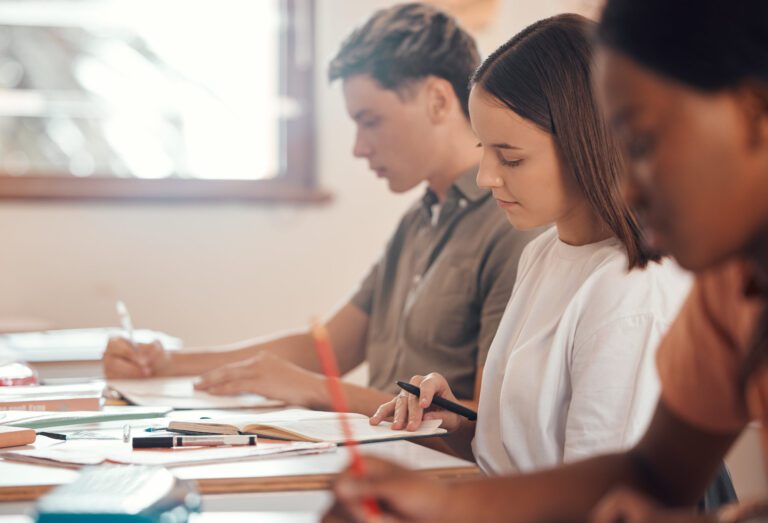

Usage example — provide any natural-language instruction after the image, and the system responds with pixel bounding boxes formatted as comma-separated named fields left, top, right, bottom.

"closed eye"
left=499, top=157, right=523, bottom=168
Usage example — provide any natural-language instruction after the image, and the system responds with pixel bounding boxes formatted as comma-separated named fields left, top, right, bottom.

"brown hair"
left=472, top=14, right=660, bottom=269
left=328, top=3, right=480, bottom=118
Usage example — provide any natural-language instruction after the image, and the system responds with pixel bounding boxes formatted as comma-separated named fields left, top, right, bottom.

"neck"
left=556, top=200, right=613, bottom=246
left=425, top=123, right=480, bottom=202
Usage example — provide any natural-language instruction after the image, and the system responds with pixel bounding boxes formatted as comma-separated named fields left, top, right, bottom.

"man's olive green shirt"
left=351, top=167, right=544, bottom=399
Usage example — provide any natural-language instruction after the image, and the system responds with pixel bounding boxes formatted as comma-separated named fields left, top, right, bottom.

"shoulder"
left=574, top=253, right=693, bottom=335
left=517, top=227, right=559, bottom=260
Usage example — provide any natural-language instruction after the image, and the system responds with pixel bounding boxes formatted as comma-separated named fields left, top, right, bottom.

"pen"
left=115, top=300, right=136, bottom=352
left=132, top=435, right=257, bottom=449
left=311, top=320, right=381, bottom=520
left=396, top=381, right=478, bottom=421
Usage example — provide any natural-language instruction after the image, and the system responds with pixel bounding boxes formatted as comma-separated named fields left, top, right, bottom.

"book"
left=108, top=377, right=285, bottom=410
left=167, top=408, right=446, bottom=444
left=0, top=382, right=104, bottom=411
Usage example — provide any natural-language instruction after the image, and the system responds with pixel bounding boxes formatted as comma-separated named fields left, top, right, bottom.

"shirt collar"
left=420, top=165, right=486, bottom=210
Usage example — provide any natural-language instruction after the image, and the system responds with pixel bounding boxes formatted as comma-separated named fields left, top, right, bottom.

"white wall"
left=0, top=0, right=596, bottom=346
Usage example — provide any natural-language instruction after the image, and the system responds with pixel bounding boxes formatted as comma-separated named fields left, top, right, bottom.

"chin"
left=502, top=212, right=543, bottom=231
left=387, top=178, right=421, bottom=194
left=672, top=244, right=742, bottom=273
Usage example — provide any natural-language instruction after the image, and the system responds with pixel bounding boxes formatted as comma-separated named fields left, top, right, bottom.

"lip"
left=372, top=167, right=387, bottom=178
left=494, top=197, right=520, bottom=209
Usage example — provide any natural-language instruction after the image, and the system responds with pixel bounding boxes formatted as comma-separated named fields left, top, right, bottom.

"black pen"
left=396, top=381, right=477, bottom=421
left=132, top=435, right=257, bottom=449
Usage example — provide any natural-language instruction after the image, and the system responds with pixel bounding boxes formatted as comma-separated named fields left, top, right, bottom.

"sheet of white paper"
left=109, top=378, right=285, bottom=409
left=109, top=441, right=336, bottom=466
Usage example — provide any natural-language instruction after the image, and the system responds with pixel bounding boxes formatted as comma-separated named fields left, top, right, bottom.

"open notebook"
left=168, top=409, right=446, bottom=444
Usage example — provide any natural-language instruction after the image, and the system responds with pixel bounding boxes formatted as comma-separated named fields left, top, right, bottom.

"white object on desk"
left=109, top=377, right=285, bottom=409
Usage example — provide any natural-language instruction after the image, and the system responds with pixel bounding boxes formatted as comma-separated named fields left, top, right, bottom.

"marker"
left=396, top=381, right=478, bottom=421
left=132, top=435, right=257, bottom=449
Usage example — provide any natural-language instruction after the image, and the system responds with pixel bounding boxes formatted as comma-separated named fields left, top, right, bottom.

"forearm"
left=158, top=331, right=321, bottom=377
left=444, top=452, right=643, bottom=523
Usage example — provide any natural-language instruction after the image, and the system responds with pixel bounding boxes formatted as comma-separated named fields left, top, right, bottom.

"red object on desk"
left=311, top=321, right=381, bottom=520
left=0, top=362, right=39, bottom=386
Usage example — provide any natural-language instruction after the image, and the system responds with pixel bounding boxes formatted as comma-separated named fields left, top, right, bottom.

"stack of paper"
left=2, top=439, right=336, bottom=468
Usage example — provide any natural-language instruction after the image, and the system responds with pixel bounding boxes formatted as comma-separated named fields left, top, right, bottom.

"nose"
left=353, top=130, right=372, bottom=159
left=476, top=157, right=503, bottom=189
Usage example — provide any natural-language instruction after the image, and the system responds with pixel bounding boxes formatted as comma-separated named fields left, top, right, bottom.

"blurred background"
left=0, top=0, right=600, bottom=346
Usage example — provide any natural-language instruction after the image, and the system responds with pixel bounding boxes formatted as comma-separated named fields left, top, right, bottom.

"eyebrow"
left=352, top=109, right=374, bottom=122
left=490, top=143, right=522, bottom=150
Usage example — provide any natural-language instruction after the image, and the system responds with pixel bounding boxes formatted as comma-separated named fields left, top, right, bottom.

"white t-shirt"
left=472, top=227, right=692, bottom=475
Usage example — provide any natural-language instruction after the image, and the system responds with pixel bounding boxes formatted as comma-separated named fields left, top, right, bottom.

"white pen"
left=132, top=435, right=258, bottom=449
left=115, top=300, right=136, bottom=352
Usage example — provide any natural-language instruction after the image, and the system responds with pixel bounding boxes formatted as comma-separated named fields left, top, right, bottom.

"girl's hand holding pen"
left=370, top=372, right=463, bottom=433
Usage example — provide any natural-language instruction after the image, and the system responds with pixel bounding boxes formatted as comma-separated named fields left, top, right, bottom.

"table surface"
left=0, top=407, right=479, bottom=515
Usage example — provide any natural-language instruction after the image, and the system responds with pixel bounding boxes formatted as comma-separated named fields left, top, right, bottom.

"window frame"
left=0, top=0, right=328, bottom=204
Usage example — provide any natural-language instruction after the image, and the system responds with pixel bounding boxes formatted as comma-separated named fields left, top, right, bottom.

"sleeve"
left=475, top=227, right=541, bottom=367
left=657, top=272, right=751, bottom=435
left=563, top=313, right=666, bottom=463
left=349, top=259, right=379, bottom=316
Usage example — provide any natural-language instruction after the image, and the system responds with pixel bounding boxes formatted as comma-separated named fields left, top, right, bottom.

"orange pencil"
left=310, top=320, right=381, bottom=520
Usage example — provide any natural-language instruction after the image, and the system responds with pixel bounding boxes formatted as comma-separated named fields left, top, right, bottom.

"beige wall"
left=0, top=0, right=597, bottom=347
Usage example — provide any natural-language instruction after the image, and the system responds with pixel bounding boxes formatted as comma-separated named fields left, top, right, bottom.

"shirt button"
left=413, top=275, right=421, bottom=285
left=459, top=198, right=467, bottom=208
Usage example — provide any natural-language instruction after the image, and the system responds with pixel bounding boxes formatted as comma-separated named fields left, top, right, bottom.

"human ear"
left=425, top=76, right=454, bottom=124
left=737, top=81, right=768, bottom=150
